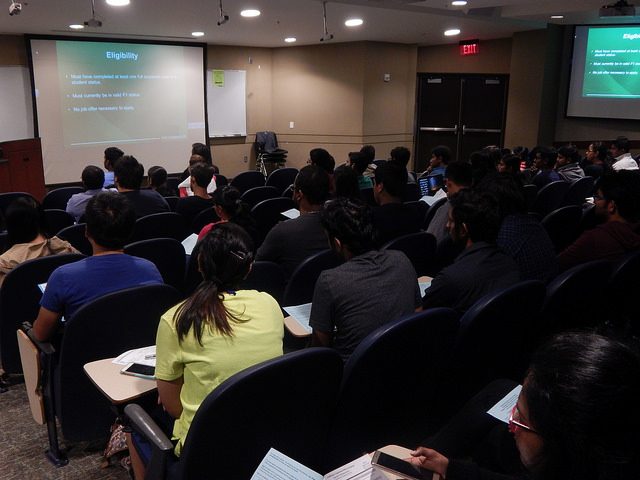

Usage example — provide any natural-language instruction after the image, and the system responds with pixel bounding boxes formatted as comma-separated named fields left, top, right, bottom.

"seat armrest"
left=21, top=322, right=55, bottom=355
left=125, top=404, right=175, bottom=480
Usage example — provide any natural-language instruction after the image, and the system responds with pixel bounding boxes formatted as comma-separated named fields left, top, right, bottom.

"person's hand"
left=409, top=447, right=449, bottom=478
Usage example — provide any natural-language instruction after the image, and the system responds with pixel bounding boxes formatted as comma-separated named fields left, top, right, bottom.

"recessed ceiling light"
left=444, top=28, right=461, bottom=36
left=550, top=15, right=564, bottom=19
left=192, top=31, right=205, bottom=37
left=240, top=9, right=260, bottom=17
left=284, top=37, right=297, bottom=43
left=345, top=18, right=363, bottom=27
left=69, top=24, right=85, bottom=29
left=106, top=0, right=130, bottom=6
left=451, top=1, right=467, bottom=5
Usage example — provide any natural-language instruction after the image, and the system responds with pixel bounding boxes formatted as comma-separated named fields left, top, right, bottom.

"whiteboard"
left=0, top=66, right=34, bottom=142
left=206, top=69, right=247, bottom=137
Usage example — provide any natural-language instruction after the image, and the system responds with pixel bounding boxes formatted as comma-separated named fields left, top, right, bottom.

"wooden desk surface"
left=374, top=445, right=441, bottom=480
left=84, top=358, right=156, bottom=405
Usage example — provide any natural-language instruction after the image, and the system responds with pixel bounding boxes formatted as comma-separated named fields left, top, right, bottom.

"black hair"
left=500, top=154, right=522, bottom=174
left=448, top=189, right=501, bottom=243
left=431, top=145, right=452, bottom=165
left=82, top=165, right=105, bottom=190
left=469, top=151, right=496, bottom=185
left=174, top=222, right=253, bottom=344
left=191, top=142, right=213, bottom=165
left=104, top=147, right=124, bottom=169
left=598, top=170, right=640, bottom=222
left=114, top=155, right=144, bottom=190
left=590, top=142, right=609, bottom=163
left=321, top=197, right=375, bottom=256
left=85, top=191, right=136, bottom=249
left=390, top=146, right=411, bottom=167
left=147, top=166, right=168, bottom=189
left=374, top=161, right=408, bottom=198
left=349, top=152, right=370, bottom=175
left=444, top=161, right=473, bottom=187
left=476, top=172, right=527, bottom=217
left=360, top=145, right=376, bottom=163
left=309, top=148, right=336, bottom=174
left=482, top=145, right=502, bottom=166
left=333, top=164, right=361, bottom=201
left=524, top=332, right=640, bottom=480
left=294, top=165, right=330, bottom=205
left=190, top=162, right=215, bottom=189
left=214, top=185, right=246, bottom=218
left=535, top=146, right=558, bottom=169
left=513, top=146, right=529, bottom=162
left=557, top=146, right=580, bottom=164
left=611, top=136, right=630, bottom=153
left=5, top=197, right=44, bottom=247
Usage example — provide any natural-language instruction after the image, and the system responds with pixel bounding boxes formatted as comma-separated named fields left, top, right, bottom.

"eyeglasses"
left=508, top=405, right=538, bottom=434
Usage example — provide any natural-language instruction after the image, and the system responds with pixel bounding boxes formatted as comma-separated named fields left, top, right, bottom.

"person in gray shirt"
left=310, top=198, right=422, bottom=361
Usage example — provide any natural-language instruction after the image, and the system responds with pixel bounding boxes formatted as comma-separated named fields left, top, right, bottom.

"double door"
left=414, top=74, right=509, bottom=173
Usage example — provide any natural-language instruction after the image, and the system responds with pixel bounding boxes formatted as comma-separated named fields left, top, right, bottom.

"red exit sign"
left=459, top=39, right=480, bottom=56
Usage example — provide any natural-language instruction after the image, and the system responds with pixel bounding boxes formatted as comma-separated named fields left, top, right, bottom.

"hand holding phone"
left=371, top=451, right=433, bottom=480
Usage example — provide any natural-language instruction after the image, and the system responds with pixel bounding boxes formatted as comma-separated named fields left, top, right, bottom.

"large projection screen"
left=28, top=37, right=207, bottom=184
left=567, top=25, right=640, bottom=120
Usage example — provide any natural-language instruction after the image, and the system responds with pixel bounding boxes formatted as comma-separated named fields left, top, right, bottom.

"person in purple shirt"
left=65, top=165, right=105, bottom=221
left=32, top=191, right=163, bottom=342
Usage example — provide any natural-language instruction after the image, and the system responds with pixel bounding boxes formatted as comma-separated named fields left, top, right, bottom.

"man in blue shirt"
left=32, top=191, right=163, bottom=341
left=66, top=165, right=105, bottom=221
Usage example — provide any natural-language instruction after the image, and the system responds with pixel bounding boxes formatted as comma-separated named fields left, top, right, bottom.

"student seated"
left=410, top=332, right=640, bottom=480
left=333, top=164, right=361, bottom=201
left=389, top=146, right=417, bottom=185
left=114, top=155, right=170, bottom=217
left=422, top=189, right=520, bottom=313
left=555, top=146, right=585, bottom=183
left=531, top=147, right=561, bottom=189
left=348, top=152, right=374, bottom=190
left=31, top=192, right=163, bottom=342
left=103, top=146, right=123, bottom=188
left=175, top=162, right=215, bottom=227
left=127, top=223, right=283, bottom=479
left=610, top=136, right=638, bottom=171
left=147, top=166, right=176, bottom=197
left=309, top=197, right=421, bottom=361
left=421, top=145, right=451, bottom=178
left=66, top=165, right=106, bottom=221
left=0, top=197, right=78, bottom=287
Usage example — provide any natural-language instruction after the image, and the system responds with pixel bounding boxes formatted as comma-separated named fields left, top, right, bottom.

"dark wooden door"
left=414, top=74, right=508, bottom=172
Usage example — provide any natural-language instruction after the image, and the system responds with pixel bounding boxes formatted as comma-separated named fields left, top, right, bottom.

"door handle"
left=420, top=125, right=458, bottom=133
left=462, top=125, right=502, bottom=135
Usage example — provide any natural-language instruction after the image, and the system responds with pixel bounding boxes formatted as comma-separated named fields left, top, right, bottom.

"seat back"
left=0, top=192, right=38, bottom=217
left=540, top=260, right=612, bottom=337
left=607, top=250, right=640, bottom=333
left=283, top=250, right=343, bottom=306
left=17, top=329, right=45, bottom=424
left=454, top=280, right=546, bottom=393
left=523, top=184, right=538, bottom=212
left=325, top=308, right=459, bottom=469
left=541, top=205, right=582, bottom=253
left=164, top=196, right=179, bottom=212
left=215, top=174, right=228, bottom=187
left=190, top=207, right=220, bottom=235
left=43, top=209, right=76, bottom=237
left=563, top=176, right=594, bottom=206
left=359, top=187, right=376, bottom=206
left=0, top=254, right=85, bottom=373
left=177, top=348, right=343, bottom=480
left=266, top=167, right=298, bottom=195
left=229, top=171, right=265, bottom=194
left=42, top=187, right=84, bottom=211
left=239, top=261, right=286, bottom=305
left=57, top=284, right=182, bottom=442
left=402, top=183, right=421, bottom=202
left=124, top=238, right=187, bottom=293
left=250, top=197, right=296, bottom=246
left=382, top=231, right=437, bottom=277
left=423, top=197, right=447, bottom=230
left=240, top=186, right=281, bottom=209
left=532, top=180, right=569, bottom=216
left=133, top=212, right=187, bottom=242
left=56, top=223, right=93, bottom=256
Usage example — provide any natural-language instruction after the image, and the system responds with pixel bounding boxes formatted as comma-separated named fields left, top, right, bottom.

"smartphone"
left=120, top=363, right=155, bottom=379
left=371, top=451, right=433, bottom=480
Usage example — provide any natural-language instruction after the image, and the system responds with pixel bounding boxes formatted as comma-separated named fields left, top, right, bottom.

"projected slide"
left=583, top=27, right=640, bottom=98
left=29, top=38, right=206, bottom=184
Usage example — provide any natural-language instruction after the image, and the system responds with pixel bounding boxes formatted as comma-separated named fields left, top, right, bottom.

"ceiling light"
left=284, top=37, right=297, bottom=43
left=451, top=1, right=467, bottom=5
left=444, top=28, right=461, bottom=36
left=192, top=31, right=205, bottom=37
left=69, top=24, right=85, bottom=29
left=105, top=0, right=129, bottom=5
left=345, top=18, right=363, bottom=27
left=240, top=9, right=260, bottom=17
left=550, top=15, right=564, bottom=19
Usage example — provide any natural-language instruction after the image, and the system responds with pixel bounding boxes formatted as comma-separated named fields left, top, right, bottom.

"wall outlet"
left=289, top=121, right=295, bottom=129
left=243, top=155, right=248, bottom=163
left=384, top=73, right=391, bottom=82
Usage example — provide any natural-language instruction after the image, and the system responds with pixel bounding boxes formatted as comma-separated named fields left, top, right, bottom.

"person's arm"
left=409, top=447, right=449, bottom=478
left=32, top=306, right=62, bottom=342
left=422, top=271, right=457, bottom=310
left=157, top=377, right=184, bottom=418
left=309, top=273, right=335, bottom=347
left=557, top=230, right=596, bottom=272
left=255, top=223, right=283, bottom=262
left=311, top=329, right=332, bottom=347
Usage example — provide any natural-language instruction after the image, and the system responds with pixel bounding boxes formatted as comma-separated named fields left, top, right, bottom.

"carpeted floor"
left=0, top=377, right=130, bottom=480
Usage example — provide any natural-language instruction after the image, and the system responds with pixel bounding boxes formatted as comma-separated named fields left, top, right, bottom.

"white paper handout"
left=419, top=188, right=447, bottom=206
left=418, top=280, right=432, bottom=298
left=487, top=385, right=522, bottom=424
left=112, top=345, right=157, bottom=367
left=283, top=303, right=312, bottom=334
left=281, top=208, right=300, bottom=220
left=182, top=233, right=199, bottom=255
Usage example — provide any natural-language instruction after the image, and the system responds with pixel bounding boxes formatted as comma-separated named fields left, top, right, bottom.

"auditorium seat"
left=240, top=186, right=281, bottom=209
left=382, top=231, right=437, bottom=277
left=239, top=261, right=286, bottom=305
left=229, top=171, right=265, bottom=194
left=124, top=238, right=187, bottom=293
left=563, top=176, right=594, bottom=207
left=190, top=207, right=220, bottom=235
left=423, top=196, right=447, bottom=230
left=282, top=250, right=343, bottom=307
left=42, top=187, right=83, bottom=211
left=541, top=205, right=582, bottom=253
left=132, top=212, right=187, bottom=242
left=56, top=223, right=93, bottom=256
left=531, top=180, right=569, bottom=217
left=606, top=250, right=640, bottom=334
left=250, top=197, right=296, bottom=247
left=266, top=167, right=298, bottom=195
left=42, top=209, right=75, bottom=238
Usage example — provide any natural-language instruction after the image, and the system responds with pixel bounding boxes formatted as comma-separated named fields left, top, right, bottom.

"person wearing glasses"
left=408, top=332, right=640, bottom=480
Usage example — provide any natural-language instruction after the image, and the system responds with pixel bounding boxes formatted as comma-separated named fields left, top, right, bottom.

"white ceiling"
left=0, top=0, right=633, bottom=47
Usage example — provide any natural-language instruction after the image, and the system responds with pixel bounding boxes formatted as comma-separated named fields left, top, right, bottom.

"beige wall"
left=0, top=35, right=26, bottom=66
left=417, top=38, right=511, bottom=74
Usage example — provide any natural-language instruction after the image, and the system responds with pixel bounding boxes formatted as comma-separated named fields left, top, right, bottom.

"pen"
left=144, top=354, right=156, bottom=359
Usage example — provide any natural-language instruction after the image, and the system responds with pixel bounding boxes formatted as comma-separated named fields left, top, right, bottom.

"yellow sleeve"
left=155, top=308, right=184, bottom=381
